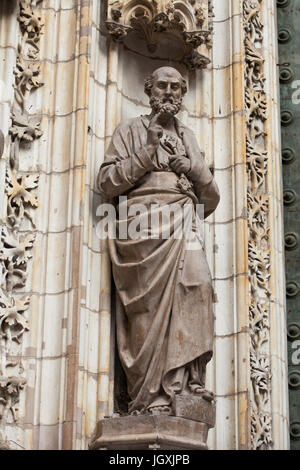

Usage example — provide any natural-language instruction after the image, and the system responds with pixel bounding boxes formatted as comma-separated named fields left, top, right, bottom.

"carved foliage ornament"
left=243, top=0, right=273, bottom=449
left=18, top=0, right=44, bottom=57
left=0, top=0, right=43, bottom=431
left=9, top=110, right=42, bottom=143
left=105, top=0, right=213, bottom=69
left=13, top=51, right=43, bottom=110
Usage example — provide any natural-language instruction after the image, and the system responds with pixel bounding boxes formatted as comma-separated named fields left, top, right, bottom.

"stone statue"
left=98, top=66, right=220, bottom=416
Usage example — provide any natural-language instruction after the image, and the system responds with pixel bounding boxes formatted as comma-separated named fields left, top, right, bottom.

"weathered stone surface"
left=0, top=0, right=289, bottom=451
left=172, top=394, right=215, bottom=427
left=89, top=415, right=209, bottom=450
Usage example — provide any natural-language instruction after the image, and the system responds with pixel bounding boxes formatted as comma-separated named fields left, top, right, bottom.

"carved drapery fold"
left=243, top=0, right=273, bottom=450
left=0, top=0, right=43, bottom=434
left=104, top=0, right=213, bottom=69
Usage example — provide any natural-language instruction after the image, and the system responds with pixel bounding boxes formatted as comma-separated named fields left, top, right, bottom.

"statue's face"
left=152, top=68, right=182, bottom=103
left=149, top=67, right=183, bottom=116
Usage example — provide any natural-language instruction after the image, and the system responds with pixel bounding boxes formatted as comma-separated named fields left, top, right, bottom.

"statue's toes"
left=148, top=405, right=171, bottom=415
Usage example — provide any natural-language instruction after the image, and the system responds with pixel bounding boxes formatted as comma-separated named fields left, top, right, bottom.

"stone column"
left=0, top=0, right=95, bottom=450
left=204, top=0, right=251, bottom=450
left=207, top=0, right=289, bottom=450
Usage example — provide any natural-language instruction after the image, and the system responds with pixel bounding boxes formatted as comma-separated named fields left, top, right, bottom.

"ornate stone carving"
left=184, top=30, right=211, bottom=48
left=0, top=0, right=43, bottom=430
left=105, top=0, right=213, bottom=69
left=246, top=138, right=268, bottom=191
left=13, top=49, right=43, bottom=110
left=183, top=49, right=210, bottom=70
left=106, top=21, right=132, bottom=41
left=250, top=411, right=272, bottom=450
left=9, top=110, right=42, bottom=143
left=0, top=375, right=27, bottom=423
left=6, top=169, right=39, bottom=229
left=243, top=0, right=273, bottom=449
left=0, top=226, right=35, bottom=291
left=18, top=0, right=44, bottom=57
left=0, top=292, right=30, bottom=346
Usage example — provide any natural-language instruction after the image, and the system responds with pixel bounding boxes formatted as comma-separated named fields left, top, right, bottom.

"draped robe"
left=98, top=115, right=220, bottom=413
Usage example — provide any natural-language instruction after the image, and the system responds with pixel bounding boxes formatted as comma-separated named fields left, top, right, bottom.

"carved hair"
left=144, top=68, right=188, bottom=97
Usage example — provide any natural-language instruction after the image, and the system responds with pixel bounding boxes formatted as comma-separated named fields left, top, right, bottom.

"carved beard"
left=149, top=96, right=182, bottom=116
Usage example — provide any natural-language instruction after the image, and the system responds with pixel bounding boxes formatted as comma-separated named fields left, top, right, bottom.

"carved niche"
left=104, top=0, right=213, bottom=69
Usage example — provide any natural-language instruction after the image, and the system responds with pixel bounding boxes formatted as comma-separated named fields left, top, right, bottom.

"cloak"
left=98, top=115, right=220, bottom=413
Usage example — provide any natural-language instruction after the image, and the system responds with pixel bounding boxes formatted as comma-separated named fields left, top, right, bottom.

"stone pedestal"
left=89, top=396, right=215, bottom=450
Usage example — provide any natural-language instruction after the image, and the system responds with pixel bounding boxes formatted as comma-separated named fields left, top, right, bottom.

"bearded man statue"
left=98, top=66, right=220, bottom=416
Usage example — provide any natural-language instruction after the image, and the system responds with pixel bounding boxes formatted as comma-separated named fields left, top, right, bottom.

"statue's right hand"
left=147, top=113, right=163, bottom=150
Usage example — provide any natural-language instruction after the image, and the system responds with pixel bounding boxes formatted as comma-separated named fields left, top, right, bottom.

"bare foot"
left=148, top=405, right=171, bottom=415
left=130, top=410, right=141, bottom=416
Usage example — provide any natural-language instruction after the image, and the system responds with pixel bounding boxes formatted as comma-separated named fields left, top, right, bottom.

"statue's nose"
left=165, top=84, right=172, bottom=95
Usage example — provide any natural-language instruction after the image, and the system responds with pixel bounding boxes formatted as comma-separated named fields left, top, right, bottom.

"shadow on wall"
left=1, top=0, right=18, bottom=16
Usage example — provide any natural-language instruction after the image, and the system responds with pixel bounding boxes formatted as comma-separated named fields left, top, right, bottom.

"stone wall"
left=0, top=0, right=289, bottom=450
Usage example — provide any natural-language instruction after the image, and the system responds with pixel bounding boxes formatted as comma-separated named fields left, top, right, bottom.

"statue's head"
left=144, top=66, right=187, bottom=117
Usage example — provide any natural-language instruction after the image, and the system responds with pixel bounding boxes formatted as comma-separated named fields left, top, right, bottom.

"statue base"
left=89, top=395, right=215, bottom=450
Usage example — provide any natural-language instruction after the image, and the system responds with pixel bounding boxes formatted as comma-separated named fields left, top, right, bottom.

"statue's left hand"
left=169, top=154, right=191, bottom=175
